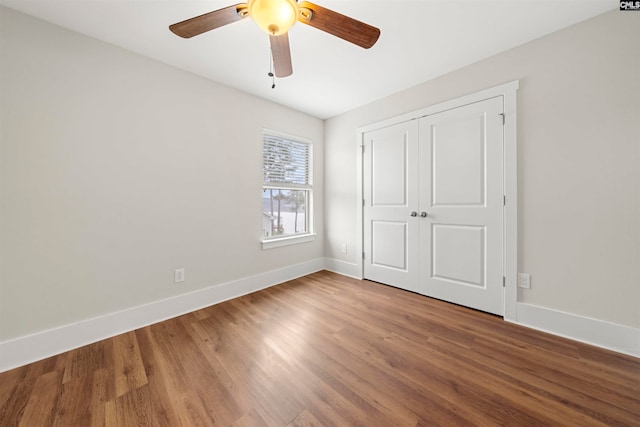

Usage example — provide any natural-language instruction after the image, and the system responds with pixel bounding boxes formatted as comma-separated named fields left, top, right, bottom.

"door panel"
left=431, top=114, right=485, bottom=206
left=363, top=120, right=419, bottom=293
left=372, top=137, right=408, bottom=206
left=371, top=221, right=408, bottom=269
left=420, top=97, right=504, bottom=315
left=431, top=224, right=485, bottom=287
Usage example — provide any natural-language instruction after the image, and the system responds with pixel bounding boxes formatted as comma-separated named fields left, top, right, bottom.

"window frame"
left=261, top=129, right=315, bottom=249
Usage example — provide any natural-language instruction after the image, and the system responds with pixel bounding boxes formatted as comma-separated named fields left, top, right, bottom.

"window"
left=262, top=130, right=314, bottom=248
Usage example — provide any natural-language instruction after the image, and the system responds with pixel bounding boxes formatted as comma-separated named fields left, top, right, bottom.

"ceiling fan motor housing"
left=248, top=0, right=299, bottom=35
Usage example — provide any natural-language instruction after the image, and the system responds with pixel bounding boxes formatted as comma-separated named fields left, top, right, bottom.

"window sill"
left=262, top=234, right=316, bottom=250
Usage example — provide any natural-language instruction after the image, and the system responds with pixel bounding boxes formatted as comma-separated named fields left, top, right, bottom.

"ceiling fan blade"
left=169, top=3, right=248, bottom=38
left=270, top=34, right=293, bottom=78
left=297, top=1, right=380, bottom=49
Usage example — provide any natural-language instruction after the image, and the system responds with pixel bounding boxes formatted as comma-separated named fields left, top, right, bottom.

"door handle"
left=410, top=211, right=418, bottom=217
left=420, top=212, right=428, bottom=218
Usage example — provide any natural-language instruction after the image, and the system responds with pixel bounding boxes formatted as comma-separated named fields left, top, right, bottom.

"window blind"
left=263, top=133, right=312, bottom=189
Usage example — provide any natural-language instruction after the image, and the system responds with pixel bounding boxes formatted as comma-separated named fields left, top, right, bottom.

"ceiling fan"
left=169, top=0, right=380, bottom=78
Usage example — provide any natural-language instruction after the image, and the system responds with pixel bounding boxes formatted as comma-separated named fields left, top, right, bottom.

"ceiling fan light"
left=248, top=0, right=298, bottom=35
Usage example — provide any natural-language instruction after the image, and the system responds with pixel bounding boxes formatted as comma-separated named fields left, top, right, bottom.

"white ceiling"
left=1, top=0, right=616, bottom=119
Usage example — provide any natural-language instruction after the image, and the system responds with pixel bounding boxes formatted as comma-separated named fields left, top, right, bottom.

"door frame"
left=355, top=80, right=519, bottom=321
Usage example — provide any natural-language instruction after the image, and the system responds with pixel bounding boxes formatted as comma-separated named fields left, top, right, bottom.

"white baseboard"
left=514, top=302, right=640, bottom=358
left=0, top=258, right=325, bottom=373
left=323, top=257, right=361, bottom=279
left=3, top=264, right=638, bottom=373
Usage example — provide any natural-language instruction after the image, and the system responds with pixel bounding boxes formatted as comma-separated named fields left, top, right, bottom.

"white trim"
left=513, top=303, right=640, bottom=358
left=0, top=258, right=324, bottom=373
left=355, top=81, right=519, bottom=318
left=502, top=82, right=519, bottom=322
left=355, top=132, right=364, bottom=280
left=262, top=128, right=312, bottom=146
left=324, top=257, right=360, bottom=279
left=2, top=264, right=637, bottom=372
left=262, top=233, right=316, bottom=249
left=357, top=81, right=520, bottom=135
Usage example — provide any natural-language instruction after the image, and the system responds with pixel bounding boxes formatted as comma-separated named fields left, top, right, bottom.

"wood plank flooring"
left=1, top=270, right=639, bottom=426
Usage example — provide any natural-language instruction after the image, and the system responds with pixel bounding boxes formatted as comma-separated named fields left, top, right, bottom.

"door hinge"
left=361, top=145, right=365, bottom=153
left=499, top=113, right=505, bottom=125
left=503, top=276, right=506, bottom=287
left=363, top=199, right=365, bottom=206
left=362, top=252, right=365, bottom=260
left=503, top=195, right=506, bottom=206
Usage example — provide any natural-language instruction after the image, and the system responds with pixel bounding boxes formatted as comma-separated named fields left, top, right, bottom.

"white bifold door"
left=363, top=96, right=504, bottom=315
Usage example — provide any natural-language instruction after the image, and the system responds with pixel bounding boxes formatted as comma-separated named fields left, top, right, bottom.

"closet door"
left=363, top=120, right=420, bottom=293
left=419, top=97, right=504, bottom=315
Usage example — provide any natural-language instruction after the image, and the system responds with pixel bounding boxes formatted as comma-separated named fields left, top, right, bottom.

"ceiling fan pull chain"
left=268, top=47, right=276, bottom=89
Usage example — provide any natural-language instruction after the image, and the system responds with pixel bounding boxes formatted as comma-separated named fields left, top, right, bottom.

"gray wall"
left=0, top=7, right=324, bottom=341
left=325, top=10, right=640, bottom=328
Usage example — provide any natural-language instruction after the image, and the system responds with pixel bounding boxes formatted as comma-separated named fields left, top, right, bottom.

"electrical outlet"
left=174, top=268, right=185, bottom=283
left=341, top=244, right=348, bottom=254
left=518, top=273, right=531, bottom=289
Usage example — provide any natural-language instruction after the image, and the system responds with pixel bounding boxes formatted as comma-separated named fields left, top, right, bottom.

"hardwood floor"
left=1, top=270, right=639, bottom=426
